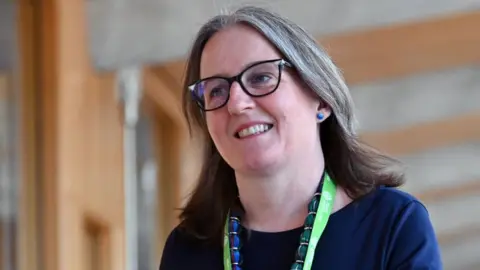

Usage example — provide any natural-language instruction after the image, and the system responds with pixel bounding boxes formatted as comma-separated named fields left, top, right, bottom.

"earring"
left=316, top=112, right=324, bottom=121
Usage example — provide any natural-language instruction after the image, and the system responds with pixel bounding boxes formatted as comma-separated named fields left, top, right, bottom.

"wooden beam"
left=322, top=10, right=480, bottom=84
left=17, top=2, right=42, bottom=270
left=161, top=10, right=480, bottom=86
left=142, top=69, right=185, bottom=128
left=159, top=61, right=185, bottom=90
left=360, top=111, right=480, bottom=156
left=416, top=179, right=480, bottom=204
left=39, top=0, right=126, bottom=269
left=415, top=180, right=480, bottom=248
left=437, top=224, right=480, bottom=247
left=38, top=1, right=59, bottom=270
left=152, top=67, right=183, bottom=101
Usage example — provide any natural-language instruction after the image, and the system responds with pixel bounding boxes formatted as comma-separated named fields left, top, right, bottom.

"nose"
left=227, top=81, right=255, bottom=115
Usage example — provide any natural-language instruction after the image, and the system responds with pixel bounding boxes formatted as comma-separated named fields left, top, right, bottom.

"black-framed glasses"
left=188, top=59, right=292, bottom=111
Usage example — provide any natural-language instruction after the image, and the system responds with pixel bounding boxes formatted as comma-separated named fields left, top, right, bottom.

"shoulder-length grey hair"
left=179, top=6, right=404, bottom=243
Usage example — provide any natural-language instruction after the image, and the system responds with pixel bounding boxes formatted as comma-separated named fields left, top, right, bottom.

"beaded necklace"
left=223, top=173, right=337, bottom=270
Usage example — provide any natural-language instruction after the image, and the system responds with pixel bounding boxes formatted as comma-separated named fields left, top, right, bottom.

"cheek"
left=264, top=89, right=300, bottom=122
left=267, top=88, right=317, bottom=134
left=206, top=114, right=227, bottom=144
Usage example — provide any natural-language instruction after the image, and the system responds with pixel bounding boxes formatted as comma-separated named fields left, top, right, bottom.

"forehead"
left=200, top=24, right=282, bottom=78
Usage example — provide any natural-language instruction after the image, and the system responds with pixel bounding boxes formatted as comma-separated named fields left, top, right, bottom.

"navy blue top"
left=159, top=187, right=443, bottom=269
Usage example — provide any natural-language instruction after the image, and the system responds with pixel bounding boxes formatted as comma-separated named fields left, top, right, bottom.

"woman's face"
left=199, top=24, right=329, bottom=175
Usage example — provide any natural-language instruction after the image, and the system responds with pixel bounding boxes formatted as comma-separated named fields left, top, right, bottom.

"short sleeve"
left=387, top=201, right=443, bottom=270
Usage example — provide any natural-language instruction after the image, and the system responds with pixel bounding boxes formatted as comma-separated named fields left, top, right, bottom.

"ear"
left=316, top=101, right=332, bottom=123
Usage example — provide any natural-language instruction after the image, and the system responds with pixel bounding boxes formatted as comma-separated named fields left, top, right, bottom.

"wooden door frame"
left=16, top=1, right=190, bottom=269
left=141, top=69, right=190, bottom=262
left=16, top=1, right=48, bottom=270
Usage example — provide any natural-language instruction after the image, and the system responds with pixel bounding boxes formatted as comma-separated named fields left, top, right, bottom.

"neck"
left=236, top=155, right=325, bottom=232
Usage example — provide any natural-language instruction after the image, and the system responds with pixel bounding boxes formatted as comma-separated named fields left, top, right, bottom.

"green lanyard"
left=223, top=174, right=337, bottom=270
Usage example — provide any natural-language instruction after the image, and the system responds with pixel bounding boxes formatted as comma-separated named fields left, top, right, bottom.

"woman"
left=160, top=6, right=442, bottom=270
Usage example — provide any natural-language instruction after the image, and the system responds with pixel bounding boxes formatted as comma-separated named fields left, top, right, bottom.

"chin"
left=220, top=135, right=285, bottom=174
left=237, top=151, right=284, bottom=175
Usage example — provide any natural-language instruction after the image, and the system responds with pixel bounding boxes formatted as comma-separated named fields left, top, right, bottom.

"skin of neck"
left=235, top=142, right=327, bottom=232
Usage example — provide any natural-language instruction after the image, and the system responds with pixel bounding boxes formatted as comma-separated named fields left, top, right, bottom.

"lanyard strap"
left=223, top=174, right=337, bottom=270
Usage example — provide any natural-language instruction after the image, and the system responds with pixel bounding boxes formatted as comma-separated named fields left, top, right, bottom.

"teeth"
left=237, top=124, right=272, bottom=138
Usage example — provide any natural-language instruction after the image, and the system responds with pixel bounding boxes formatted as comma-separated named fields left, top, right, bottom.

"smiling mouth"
left=235, top=124, right=274, bottom=139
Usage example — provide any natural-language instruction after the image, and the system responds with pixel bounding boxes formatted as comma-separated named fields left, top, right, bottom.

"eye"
left=248, top=73, right=273, bottom=85
left=209, top=87, right=225, bottom=98
left=254, top=74, right=271, bottom=82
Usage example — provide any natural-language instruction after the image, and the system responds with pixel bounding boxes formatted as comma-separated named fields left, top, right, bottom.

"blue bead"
left=291, top=263, right=303, bottom=270
left=231, top=219, right=240, bottom=231
left=232, top=235, right=240, bottom=246
left=316, top=112, right=324, bottom=120
left=232, top=250, right=241, bottom=262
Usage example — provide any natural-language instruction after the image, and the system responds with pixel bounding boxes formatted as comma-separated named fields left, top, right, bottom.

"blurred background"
left=0, top=0, right=479, bottom=270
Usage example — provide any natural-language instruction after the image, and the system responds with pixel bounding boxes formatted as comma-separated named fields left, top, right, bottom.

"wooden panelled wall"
left=145, top=8, right=480, bottom=257
left=18, top=1, right=125, bottom=270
